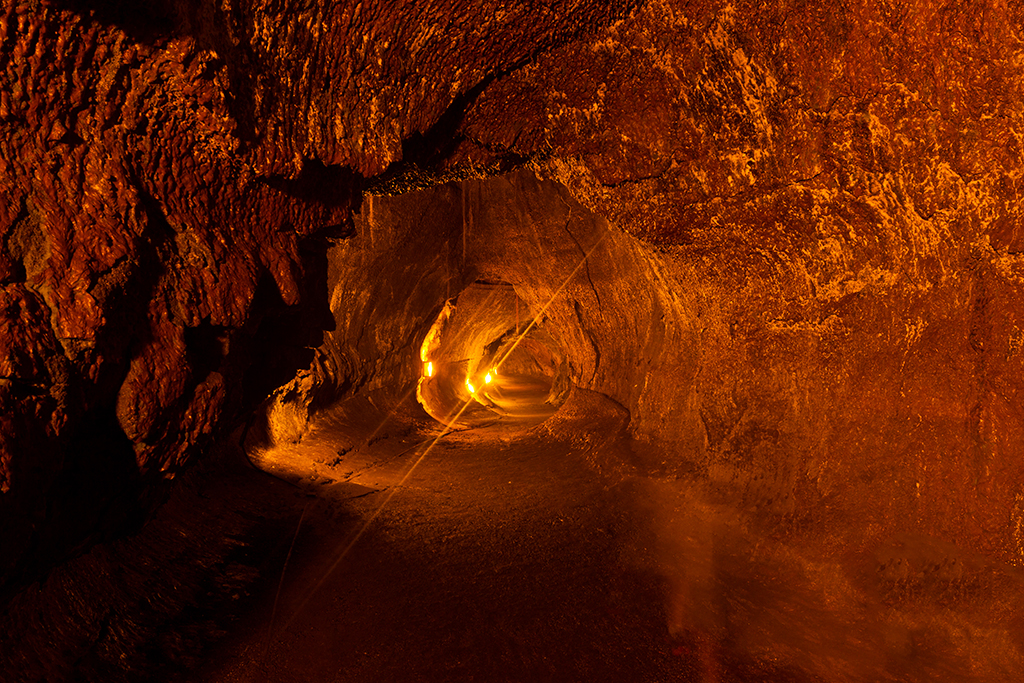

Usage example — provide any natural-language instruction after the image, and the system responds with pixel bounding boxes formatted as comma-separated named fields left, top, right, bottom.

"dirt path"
left=191, top=391, right=685, bottom=682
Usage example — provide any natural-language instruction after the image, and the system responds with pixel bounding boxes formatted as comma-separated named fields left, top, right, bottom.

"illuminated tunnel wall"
left=265, top=169, right=702, bottom=460
left=415, top=280, right=571, bottom=426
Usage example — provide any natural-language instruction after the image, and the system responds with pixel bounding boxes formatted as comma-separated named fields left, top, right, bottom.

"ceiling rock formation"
left=2, top=0, right=1024, bottom=673
left=0, top=0, right=633, bottom=599
left=456, top=1, right=1024, bottom=563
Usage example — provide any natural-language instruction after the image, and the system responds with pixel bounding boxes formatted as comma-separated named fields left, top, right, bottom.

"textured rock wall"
left=453, top=0, right=1024, bottom=564
left=4, top=0, right=1024, bottom=638
left=257, top=169, right=701, bottom=454
left=456, top=172, right=702, bottom=449
left=0, top=0, right=633, bottom=599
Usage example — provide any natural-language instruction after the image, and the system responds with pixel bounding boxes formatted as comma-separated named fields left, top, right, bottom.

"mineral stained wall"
left=2, top=0, right=1023, bottom=632
left=0, top=0, right=634, bottom=598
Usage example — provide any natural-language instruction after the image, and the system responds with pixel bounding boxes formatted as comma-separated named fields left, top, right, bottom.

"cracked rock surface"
left=0, top=0, right=632, bottom=599
left=2, top=0, right=1024, bottom=678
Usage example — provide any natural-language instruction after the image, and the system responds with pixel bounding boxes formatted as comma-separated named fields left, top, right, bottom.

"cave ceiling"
left=1, top=0, right=1023, bottom=631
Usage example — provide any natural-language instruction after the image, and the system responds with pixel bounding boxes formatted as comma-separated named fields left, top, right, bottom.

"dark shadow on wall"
left=45, top=0, right=262, bottom=144
left=261, top=160, right=364, bottom=216
left=10, top=407, right=144, bottom=594
left=238, top=253, right=336, bottom=419
left=0, top=435, right=321, bottom=683
left=45, top=0, right=197, bottom=42
left=0, top=190, right=174, bottom=605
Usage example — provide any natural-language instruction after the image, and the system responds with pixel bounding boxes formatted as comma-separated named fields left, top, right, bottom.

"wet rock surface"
left=2, top=0, right=1024, bottom=679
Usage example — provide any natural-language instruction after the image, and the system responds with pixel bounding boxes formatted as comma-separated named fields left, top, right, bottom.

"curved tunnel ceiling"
left=416, top=280, right=570, bottom=428
left=2, top=0, right=1024, bottom=679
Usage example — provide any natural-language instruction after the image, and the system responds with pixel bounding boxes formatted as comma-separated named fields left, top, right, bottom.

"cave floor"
left=188, top=390, right=692, bottom=683
left=3, top=386, right=1018, bottom=682
left=169, top=386, right=1024, bottom=683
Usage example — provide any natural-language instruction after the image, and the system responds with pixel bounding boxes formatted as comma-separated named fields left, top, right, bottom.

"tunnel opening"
left=416, top=279, right=571, bottom=428
left=245, top=168, right=700, bottom=474
left=156, top=168, right=714, bottom=682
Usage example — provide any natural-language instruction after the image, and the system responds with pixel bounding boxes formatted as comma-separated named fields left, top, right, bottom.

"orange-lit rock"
left=2, top=0, right=1024, bottom=678
left=0, top=0, right=633, bottom=601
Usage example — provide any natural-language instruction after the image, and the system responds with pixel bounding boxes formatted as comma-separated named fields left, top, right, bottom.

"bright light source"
left=466, top=381, right=476, bottom=394
left=484, top=372, right=492, bottom=384
left=425, top=361, right=434, bottom=377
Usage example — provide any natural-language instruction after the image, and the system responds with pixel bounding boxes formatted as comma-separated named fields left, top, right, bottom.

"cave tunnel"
left=3, top=1, right=1024, bottom=681
left=415, top=277, right=571, bottom=427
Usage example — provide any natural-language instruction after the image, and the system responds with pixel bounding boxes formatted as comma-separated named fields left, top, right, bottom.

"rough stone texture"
left=0, top=0, right=634, bottom=600
left=455, top=0, right=1024, bottom=565
left=4, top=0, right=1024, bottom=676
left=304, top=174, right=684, bottom=435
left=275, top=168, right=1024, bottom=678
left=0, top=2, right=351, bottom=598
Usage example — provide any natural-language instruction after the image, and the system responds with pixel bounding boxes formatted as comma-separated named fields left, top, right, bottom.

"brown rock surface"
left=455, top=0, right=1024, bottom=562
left=0, top=0, right=632, bottom=598
left=2, top=0, right=1024, bottom=677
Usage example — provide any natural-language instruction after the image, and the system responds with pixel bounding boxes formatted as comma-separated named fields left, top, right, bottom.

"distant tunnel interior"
left=255, top=169, right=698, bottom=457
left=415, top=279, right=571, bottom=427
left=3, top=1, right=1024, bottom=681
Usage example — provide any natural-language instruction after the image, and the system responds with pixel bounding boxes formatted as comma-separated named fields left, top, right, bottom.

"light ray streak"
left=279, top=397, right=475, bottom=634
left=495, top=231, right=608, bottom=372
left=363, top=382, right=418, bottom=446
left=265, top=501, right=308, bottom=659
left=275, top=226, right=609, bottom=637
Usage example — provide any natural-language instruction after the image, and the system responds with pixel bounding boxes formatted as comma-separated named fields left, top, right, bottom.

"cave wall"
left=451, top=0, right=1024, bottom=562
left=288, top=0, right=1024, bottom=572
left=308, top=152, right=1024, bottom=573
left=3, top=0, right=1024, bottom=628
left=0, top=2, right=354, bottom=598
left=0, top=0, right=635, bottom=600
left=259, top=171, right=701, bottom=453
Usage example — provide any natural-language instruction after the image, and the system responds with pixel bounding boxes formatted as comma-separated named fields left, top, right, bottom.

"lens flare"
left=278, top=225, right=610, bottom=641
left=281, top=395, right=476, bottom=635
left=495, top=232, right=608, bottom=374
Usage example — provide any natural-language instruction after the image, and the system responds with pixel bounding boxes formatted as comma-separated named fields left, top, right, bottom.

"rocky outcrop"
left=0, top=0, right=633, bottom=600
